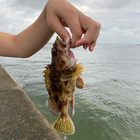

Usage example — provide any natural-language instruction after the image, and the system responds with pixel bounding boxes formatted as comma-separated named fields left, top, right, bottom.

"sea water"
left=1, top=44, right=140, bottom=140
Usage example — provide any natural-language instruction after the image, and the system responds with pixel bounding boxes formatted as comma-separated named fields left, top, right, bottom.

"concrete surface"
left=0, top=64, right=62, bottom=140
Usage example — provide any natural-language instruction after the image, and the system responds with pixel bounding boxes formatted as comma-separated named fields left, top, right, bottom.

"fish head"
left=51, top=37, right=76, bottom=71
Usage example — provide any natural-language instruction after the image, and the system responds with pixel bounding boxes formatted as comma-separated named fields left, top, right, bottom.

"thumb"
left=48, top=16, right=70, bottom=42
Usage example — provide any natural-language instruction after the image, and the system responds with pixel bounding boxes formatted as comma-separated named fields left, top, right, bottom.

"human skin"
left=0, top=0, right=101, bottom=58
left=47, top=0, right=101, bottom=51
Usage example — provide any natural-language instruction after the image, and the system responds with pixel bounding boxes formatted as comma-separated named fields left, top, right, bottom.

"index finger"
left=76, top=13, right=101, bottom=47
left=64, top=13, right=82, bottom=48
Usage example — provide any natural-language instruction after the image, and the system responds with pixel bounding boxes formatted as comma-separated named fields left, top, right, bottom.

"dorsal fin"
left=43, top=65, right=52, bottom=93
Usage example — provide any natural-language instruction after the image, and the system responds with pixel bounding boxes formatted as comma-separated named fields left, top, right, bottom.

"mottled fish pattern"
left=43, top=37, right=85, bottom=135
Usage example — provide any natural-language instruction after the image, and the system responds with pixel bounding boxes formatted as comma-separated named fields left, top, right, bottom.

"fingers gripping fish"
left=43, top=37, right=85, bottom=135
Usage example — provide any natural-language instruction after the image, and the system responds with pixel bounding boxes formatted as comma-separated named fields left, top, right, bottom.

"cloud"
left=98, top=26, right=140, bottom=44
left=0, top=0, right=43, bottom=33
left=24, top=17, right=38, bottom=26
left=8, top=0, right=47, bottom=10
left=75, top=5, right=90, bottom=12
left=104, top=0, right=139, bottom=10
left=6, top=24, right=13, bottom=31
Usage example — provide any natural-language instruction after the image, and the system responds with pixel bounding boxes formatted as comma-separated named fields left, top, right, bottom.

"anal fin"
left=46, top=97, right=60, bottom=116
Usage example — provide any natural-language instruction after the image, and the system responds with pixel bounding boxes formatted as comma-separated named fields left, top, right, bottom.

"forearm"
left=0, top=4, right=54, bottom=58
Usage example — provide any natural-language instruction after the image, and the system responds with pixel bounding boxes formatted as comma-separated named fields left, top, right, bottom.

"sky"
left=0, top=0, right=140, bottom=44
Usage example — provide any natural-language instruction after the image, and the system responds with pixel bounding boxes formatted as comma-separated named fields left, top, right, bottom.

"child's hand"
left=46, top=0, right=101, bottom=51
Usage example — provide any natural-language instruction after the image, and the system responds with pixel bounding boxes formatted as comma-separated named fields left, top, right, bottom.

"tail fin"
left=53, top=116, right=75, bottom=135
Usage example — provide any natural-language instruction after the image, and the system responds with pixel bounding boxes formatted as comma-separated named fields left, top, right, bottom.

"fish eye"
left=52, top=49, right=57, bottom=55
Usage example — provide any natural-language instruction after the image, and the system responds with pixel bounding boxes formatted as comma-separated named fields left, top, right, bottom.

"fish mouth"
left=55, top=37, right=76, bottom=70
left=64, top=40, right=76, bottom=69
left=66, top=50, right=76, bottom=69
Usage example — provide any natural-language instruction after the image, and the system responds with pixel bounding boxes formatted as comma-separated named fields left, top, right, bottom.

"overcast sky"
left=0, top=0, right=140, bottom=44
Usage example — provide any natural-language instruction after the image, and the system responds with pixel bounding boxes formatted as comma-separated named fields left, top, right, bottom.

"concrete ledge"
left=0, top=64, right=62, bottom=140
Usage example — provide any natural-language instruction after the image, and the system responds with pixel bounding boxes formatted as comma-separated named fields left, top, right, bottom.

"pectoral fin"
left=71, top=64, right=84, bottom=79
left=60, top=64, right=84, bottom=81
left=76, top=76, right=85, bottom=89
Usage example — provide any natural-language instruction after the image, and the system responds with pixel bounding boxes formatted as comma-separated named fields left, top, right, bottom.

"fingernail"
left=84, top=45, right=89, bottom=50
left=90, top=44, right=95, bottom=52
left=91, top=47, right=94, bottom=51
left=64, top=38, right=70, bottom=43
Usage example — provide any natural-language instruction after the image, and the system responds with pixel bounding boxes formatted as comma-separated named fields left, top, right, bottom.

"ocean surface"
left=1, top=44, right=140, bottom=140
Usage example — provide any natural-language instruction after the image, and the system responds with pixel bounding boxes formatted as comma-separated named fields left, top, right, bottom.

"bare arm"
left=0, top=4, right=54, bottom=58
left=0, top=0, right=101, bottom=58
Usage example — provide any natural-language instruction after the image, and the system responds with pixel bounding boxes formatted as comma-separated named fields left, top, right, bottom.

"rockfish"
left=43, top=37, right=85, bottom=135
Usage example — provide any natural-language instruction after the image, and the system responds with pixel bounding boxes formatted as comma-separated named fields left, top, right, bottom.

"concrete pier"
left=0, top=64, right=62, bottom=140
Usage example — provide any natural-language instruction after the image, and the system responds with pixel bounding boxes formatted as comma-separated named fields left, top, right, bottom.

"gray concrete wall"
left=0, top=64, right=62, bottom=140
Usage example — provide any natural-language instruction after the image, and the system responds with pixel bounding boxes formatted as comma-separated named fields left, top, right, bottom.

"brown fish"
left=43, top=37, right=85, bottom=135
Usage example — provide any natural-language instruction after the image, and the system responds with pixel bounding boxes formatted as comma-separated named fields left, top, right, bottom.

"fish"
left=43, top=37, right=85, bottom=135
